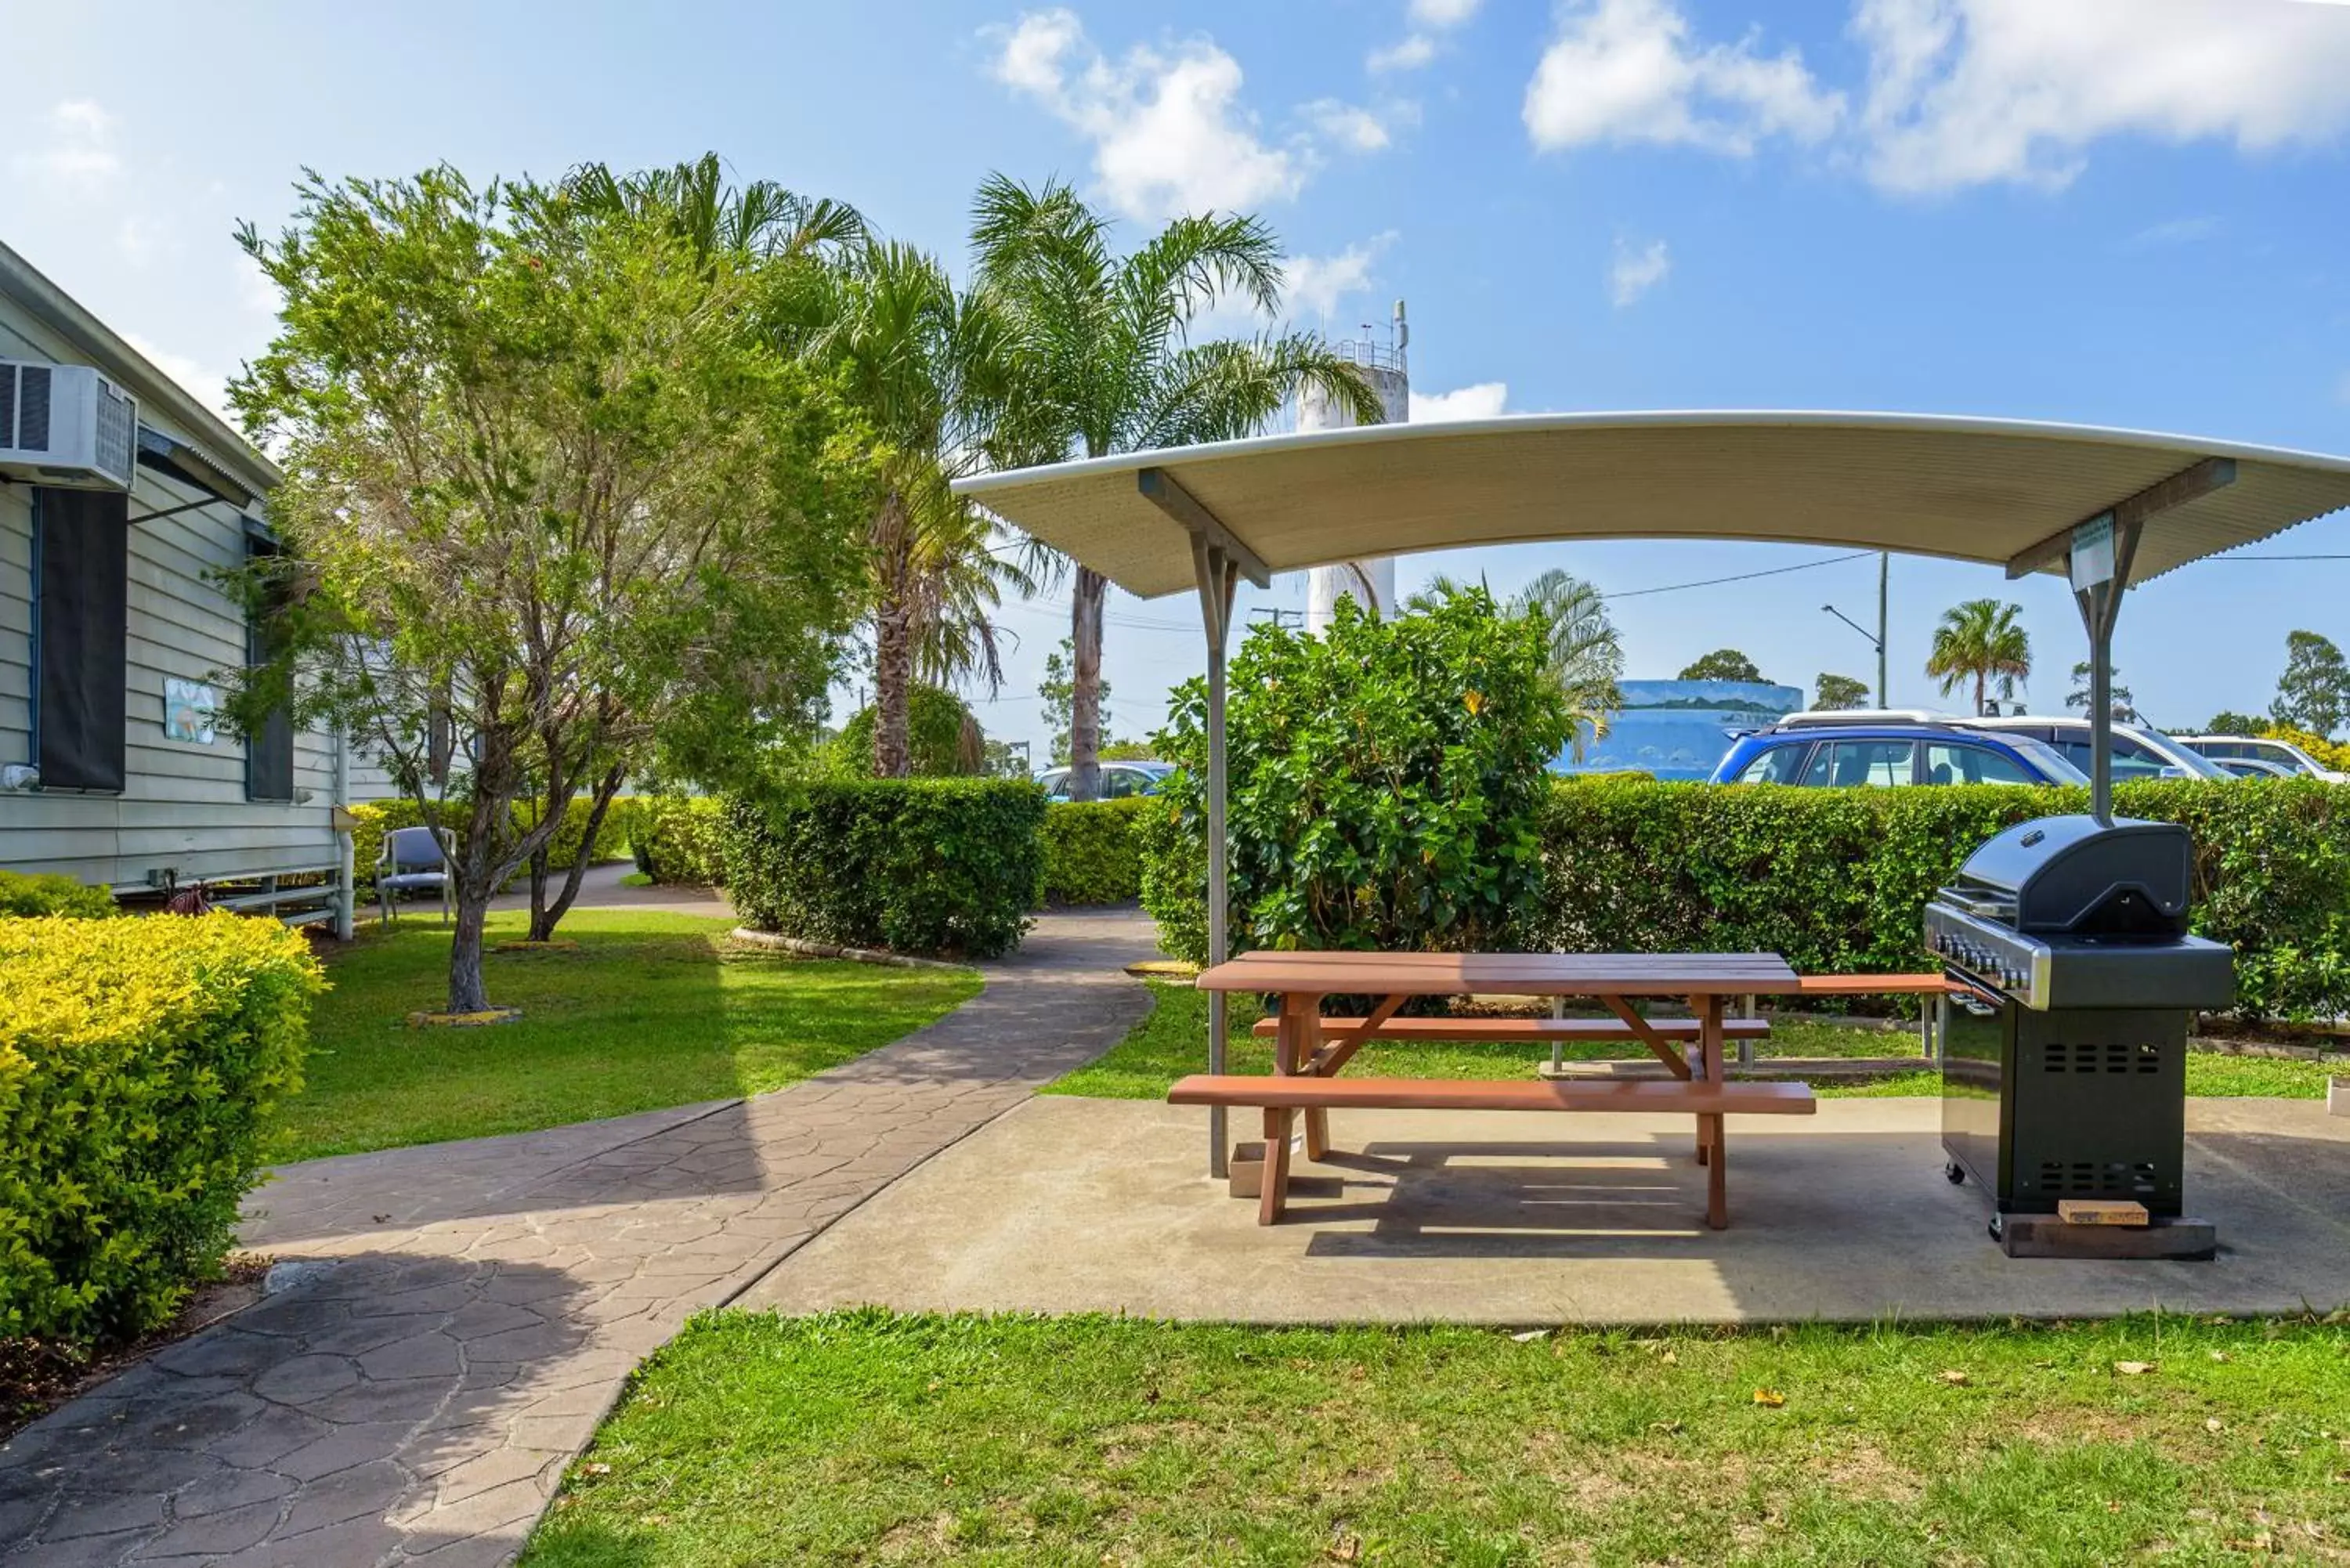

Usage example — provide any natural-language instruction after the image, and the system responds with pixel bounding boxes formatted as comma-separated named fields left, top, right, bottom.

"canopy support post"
left=1191, top=537, right=1240, bottom=1177
left=1138, top=467, right=1270, bottom=1180
left=2072, top=516, right=2143, bottom=825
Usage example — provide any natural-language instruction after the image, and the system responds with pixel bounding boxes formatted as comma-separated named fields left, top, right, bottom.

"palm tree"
left=1408, top=569, right=1624, bottom=758
left=968, top=174, right=1384, bottom=800
left=802, top=242, right=1028, bottom=775
left=1926, top=599, right=2032, bottom=716
left=562, top=152, right=863, bottom=264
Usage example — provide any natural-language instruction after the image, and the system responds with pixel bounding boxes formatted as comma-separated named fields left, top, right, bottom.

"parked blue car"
left=1708, top=722, right=2090, bottom=788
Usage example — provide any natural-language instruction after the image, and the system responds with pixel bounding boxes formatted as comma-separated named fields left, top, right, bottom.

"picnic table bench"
left=1186, top=951, right=1817, bottom=1230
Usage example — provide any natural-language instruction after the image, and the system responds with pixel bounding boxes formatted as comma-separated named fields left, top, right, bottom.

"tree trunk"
left=1974, top=670, right=1987, bottom=716
left=1068, top=566, right=1106, bottom=801
left=873, top=596, right=913, bottom=779
left=530, top=765, right=624, bottom=941
left=527, top=840, right=552, bottom=939
left=447, top=891, right=493, bottom=1013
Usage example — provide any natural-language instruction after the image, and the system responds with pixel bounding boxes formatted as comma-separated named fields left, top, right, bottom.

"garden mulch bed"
left=0, top=1252, right=272, bottom=1443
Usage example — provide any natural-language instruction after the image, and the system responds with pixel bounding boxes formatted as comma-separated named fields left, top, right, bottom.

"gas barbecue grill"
left=1926, top=815, right=2232, bottom=1230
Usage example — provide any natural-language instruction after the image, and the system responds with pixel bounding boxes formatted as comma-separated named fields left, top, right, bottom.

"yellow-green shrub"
left=632, top=795, right=728, bottom=886
left=0, top=869, right=115, bottom=919
left=0, top=914, right=322, bottom=1342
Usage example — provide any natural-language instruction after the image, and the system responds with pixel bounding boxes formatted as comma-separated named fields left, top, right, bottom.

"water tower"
left=1300, top=301, right=1410, bottom=633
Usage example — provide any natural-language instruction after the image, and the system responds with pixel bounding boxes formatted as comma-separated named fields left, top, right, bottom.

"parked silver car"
left=1036, top=761, right=1174, bottom=800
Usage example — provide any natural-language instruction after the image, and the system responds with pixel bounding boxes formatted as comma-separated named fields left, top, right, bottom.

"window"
left=1926, top=742, right=2035, bottom=786
left=244, top=528, right=295, bottom=802
left=2051, top=735, right=2164, bottom=780
left=1102, top=767, right=1149, bottom=799
left=1735, top=744, right=1809, bottom=785
left=1801, top=739, right=1914, bottom=786
left=32, top=486, right=129, bottom=793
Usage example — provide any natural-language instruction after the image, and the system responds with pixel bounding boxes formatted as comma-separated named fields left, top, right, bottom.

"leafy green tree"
left=800, top=242, right=1029, bottom=776
left=2204, top=710, right=2269, bottom=736
left=562, top=151, right=862, bottom=264
left=1410, top=568, right=1622, bottom=760
left=2065, top=660, right=2139, bottom=723
left=1813, top=673, right=1871, bottom=710
left=1039, top=638, right=1109, bottom=768
left=1679, top=649, right=1766, bottom=683
left=1925, top=599, right=2031, bottom=717
left=1141, top=591, right=1572, bottom=963
left=830, top=685, right=985, bottom=776
left=970, top=174, right=1381, bottom=801
left=232, top=166, right=867, bottom=1010
left=2272, top=629, right=2350, bottom=738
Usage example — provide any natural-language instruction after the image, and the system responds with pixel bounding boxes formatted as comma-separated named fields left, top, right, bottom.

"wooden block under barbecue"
left=2057, top=1199, right=2149, bottom=1227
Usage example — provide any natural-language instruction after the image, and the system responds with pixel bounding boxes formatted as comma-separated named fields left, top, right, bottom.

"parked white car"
left=2175, top=735, right=2347, bottom=782
left=1956, top=717, right=2232, bottom=781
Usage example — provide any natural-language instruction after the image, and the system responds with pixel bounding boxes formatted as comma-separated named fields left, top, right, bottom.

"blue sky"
left=9, top=0, right=2350, bottom=753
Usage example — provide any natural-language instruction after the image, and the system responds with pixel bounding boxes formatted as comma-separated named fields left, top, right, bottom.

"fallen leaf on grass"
left=1649, top=1419, right=1684, bottom=1435
left=1511, top=1329, right=1549, bottom=1344
left=2114, top=1360, right=2156, bottom=1376
left=1661, top=1349, right=1678, bottom=1366
left=578, top=1461, right=612, bottom=1477
left=2208, top=1418, right=2227, bottom=1433
left=2211, top=1350, right=2232, bottom=1363
left=1753, top=1389, right=1787, bottom=1407
left=1938, top=1370, right=1971, bottom=1386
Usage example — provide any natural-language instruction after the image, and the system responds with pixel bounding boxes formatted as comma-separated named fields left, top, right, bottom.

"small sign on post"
left=2070, top=514, right=2116, bottom=591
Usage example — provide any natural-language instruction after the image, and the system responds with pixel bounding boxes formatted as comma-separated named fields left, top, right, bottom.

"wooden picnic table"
left=1188, top=951, right=1806, bottom=1230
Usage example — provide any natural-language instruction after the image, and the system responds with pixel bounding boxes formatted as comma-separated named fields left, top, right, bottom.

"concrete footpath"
left=0, top=909, right=1155, bottom=1567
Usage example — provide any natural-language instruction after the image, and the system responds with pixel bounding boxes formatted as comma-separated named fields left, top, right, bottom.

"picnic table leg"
left=1292, top=998, right=1333, bottom=1162
left=1259, top=1106, right=1293, bottom=1224
left=1699, top=995, right=1729, bottom=1227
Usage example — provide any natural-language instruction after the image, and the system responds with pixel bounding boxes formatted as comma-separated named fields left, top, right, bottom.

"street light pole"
left=1877, top=551, right=1889, bottom=708
left=1821, top=602, right=1885, bottom=704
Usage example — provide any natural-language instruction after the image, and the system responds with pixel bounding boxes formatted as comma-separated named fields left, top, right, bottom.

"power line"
left=1600, top=550, right=1878, bottom=600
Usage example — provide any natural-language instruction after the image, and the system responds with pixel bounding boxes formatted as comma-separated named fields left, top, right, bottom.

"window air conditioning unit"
left=0, top=359, right=138, bottom=490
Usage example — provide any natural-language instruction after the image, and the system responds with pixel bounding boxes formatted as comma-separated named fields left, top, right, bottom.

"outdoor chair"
left=377, top=825, right=455, bottom=926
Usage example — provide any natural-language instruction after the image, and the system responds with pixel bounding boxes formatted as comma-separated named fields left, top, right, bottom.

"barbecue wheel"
left=1943, top=1161, right=1966, bottom=1185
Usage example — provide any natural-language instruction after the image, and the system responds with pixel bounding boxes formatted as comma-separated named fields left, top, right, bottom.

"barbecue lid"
left=1948, top=814, right=2193, bottom=935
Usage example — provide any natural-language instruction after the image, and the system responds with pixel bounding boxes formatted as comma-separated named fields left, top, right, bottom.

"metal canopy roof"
left=955, top=411, right=2350, bottom=601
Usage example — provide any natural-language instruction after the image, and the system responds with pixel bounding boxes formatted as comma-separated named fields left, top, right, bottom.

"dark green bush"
left=1144, top=594, right=1572, bottom=963
left=0, top=913, right=320, bottom=1341
left=826, top=685, right=985, bottom=777
left=1535, top=777, right=2350, bottom=1021
left=631, top=795, right=729, bottom=885
left=722, top=779, right=1044, bottom=958
left=0, top=870, right=116, bottom=919
left=1039, top=798, right=1151, bottom=905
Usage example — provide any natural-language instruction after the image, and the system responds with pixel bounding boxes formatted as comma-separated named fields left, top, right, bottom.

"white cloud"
left=234, top=253, right=278, bottom=316
left=985, top=9, right=1309, bottom=219
left=1608, top=237, right=1672, bottom=305
left=1410, top=0, right=1484, bottom=24
left=10, top=99, right=123, bottom=198
left=1370, top=0, right=1481, bottom=74
left=122, top=332, right=234, bottom=426
left=1303, top=98, right=1394, bottom=153
left=1282, top=232, right=1398, bottom=323
left=1368, top=34, right=1438, bottom=73
left=1524, top=0, right=1844, bottom=156
left=2124, top=215, right=2220, bottom=251
left=1854, top=0, right=2350, bottom=193
left=116, top=215, right=181, bottom=269
left=1409, top=381, right=1509, bottom=422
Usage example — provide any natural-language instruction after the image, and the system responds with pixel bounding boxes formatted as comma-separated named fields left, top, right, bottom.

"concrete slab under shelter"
left=742, top=1096, right=2350, bottom=1325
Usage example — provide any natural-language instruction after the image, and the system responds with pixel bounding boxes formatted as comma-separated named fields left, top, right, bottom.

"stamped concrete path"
left=0, top=908, right=1155, bottom=1567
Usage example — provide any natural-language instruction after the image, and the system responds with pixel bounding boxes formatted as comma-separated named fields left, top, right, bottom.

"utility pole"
left=1877, top=551, right=1889, bottom=708
left=1249, top=606, right=1304, bottom=630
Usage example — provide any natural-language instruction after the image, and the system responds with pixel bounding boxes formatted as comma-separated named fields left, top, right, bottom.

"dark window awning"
left=136, top=424, right=255, bottom=512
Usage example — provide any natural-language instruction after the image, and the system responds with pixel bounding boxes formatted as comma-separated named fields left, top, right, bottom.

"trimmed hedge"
left=0, top=914, right=321, bottom=1341
left=346, top=796, right=633, bottom=886
left=0, top=870, right=115, bottom=919
left=1039, top=798, right=1151, bottom=905
left=722, top=780, right=1044, bottom=959
left=1537, top=778, right=2350, bottom=1021
left=631, top=795, right=729, bottom=886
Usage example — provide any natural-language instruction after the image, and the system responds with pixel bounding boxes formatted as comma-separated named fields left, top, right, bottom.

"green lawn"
left=523, top=1308, right=2350, bottom=1567
left=1047, top=984, right=2346, bottom=1101
left=280, top=909, right=978, bottom=1161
